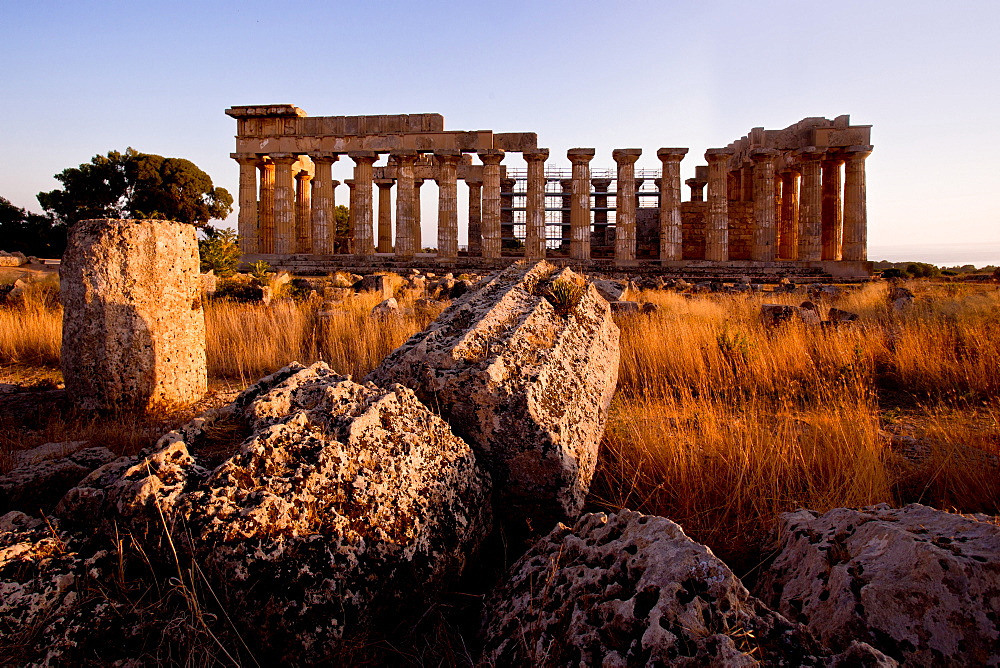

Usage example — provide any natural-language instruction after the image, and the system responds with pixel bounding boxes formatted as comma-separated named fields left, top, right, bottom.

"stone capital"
left=704, top=148, right=733, bottom=164
left=612, top=148, right=642, bottom=165
left=523, top=148, right=550, bottom=162
left=269, top=153, right=298, bottom=165
left=414, top=178, right=425, bottom=188
left=843, top=145, right=874, bottom=160
left=344, top=179, right=356, bottom=188
left=591, top=178, right=613, bottom=188
left=656, top=148, right=689, bottom=162
left=330, top=180, right=341, bottom=187
left=433, top=149, right=462, bottom=165
left=567, top=148, right=596, bottom=164
left=793, top=146, right=825, bottom=162
left=348, top=151, right=378, bottom=164
left=390, top=149, right=418, bottom=165
left=295, top=170, right=312, bottom=181
left=231, top=152, right=260, bottom=165
left=374, top=179, right=394, bottom=188
left=311, top=152, right=340, bottom=165
left=478, top=149, right=505, bottom=165
left=560, top=178, right=574, bottom=189
left=750, top=148, right=780, bottom=164
left=501, top=178, right=517, bottom=188
left=465, top=178, right=483, bottom=187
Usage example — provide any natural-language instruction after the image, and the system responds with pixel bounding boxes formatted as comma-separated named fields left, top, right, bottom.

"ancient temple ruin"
left=226, top=105, right=872, bottom=276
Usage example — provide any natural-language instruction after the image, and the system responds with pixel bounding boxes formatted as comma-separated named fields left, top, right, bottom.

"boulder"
left=366, top=260, right=620, bottom=533
left=482, top=511, right=893, bottom=666
left=761, top=304, right=821, bottom=327
left=828, top=308, right=859, bottom=324
left=641, top=302, right=661, bottom=314
left=757, top=504, right=1000, bottom=666
left=371, top=296, right=400, bottom=318
left=610, top=300, right=641, bottom=315
left=358, top=272, right=404, bottom=300
left=12, top=440, right=90, bottom=468
left=889, top=287, right=914, bottom=311
left=58, top=362, right=491, bottom=661
left=591, top=278, right=634, bottom=302
left=60, top=219, right=207, bottom=411
left=199, top=270, right=218, bottom=297
left=0, top=250, right=27, bottom=267
left=0, top=447, right=115, bottom=514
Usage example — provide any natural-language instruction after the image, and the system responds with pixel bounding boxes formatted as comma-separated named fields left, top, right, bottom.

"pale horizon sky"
left=2, top=0, right=998, bottom=263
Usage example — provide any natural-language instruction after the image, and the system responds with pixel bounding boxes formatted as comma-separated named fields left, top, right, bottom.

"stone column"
left=559, top=178, right=573, bottom=249
left=61, top=219, right=206, bottom=411
left=257, top=159, right=275, bottom=253
left=329, top=180, right=341, bottom=252
left=821, top=154, right=845, bottom=260
left=796, top=147, right=825, bottom=262
left=524, top=149, right=549, bottom=259
left=270, top=153, right=297, bottom=255
left=842, top=145, right=873, bottom=262
left=233, top=153, right=259, bottom=253
left=434, top=150, right=461, bottom=260
left=657, top=148, right=687, bottom=261
left=344, top=179, right=356, bottom=254
left=500, top=177, right=517, bottom=247
left=375, top=179, right=394, bottom=253
left=349, top=151, right=377, bottom=258
left=467, top=179, right=483, bottom=256
left=741, top=165, right=754, bottom=202
left=413, top=178, right=425, bottom=251
left=295, top=170, right=313, bottom=253
left=592, top=178, right=612, bottom=248
left=568, top=149, right=595, bottom=260
left=778, top=170, right=799, bottom=260
left=686, top=165, right=708, bottom=202
left=750, top=149, right=779, bottom=262
left=705, top=149, right=732, bottom=261
left=392, top=150, right=418, bottom=259
left=478, top=149, right=504, bottom=259
left=634, top=178, right=645, bottom=209
left=612, top=149, right=641, bottom=265
left=310, top=153, right=338, bottom=255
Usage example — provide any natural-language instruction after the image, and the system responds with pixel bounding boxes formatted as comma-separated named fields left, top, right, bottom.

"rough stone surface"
left=761, top=303, right=821, bottom=327
left=757, top=503, right=1000, bottom=666
left=60, top=219, right=207, bottom=411
left=482, top=511, right=892, bottom=666
left=371, top=296, right=400, bottom=318
left=827, top=308, right=859, bottom=324
left=889, top=286, right=914, bottom=312
left=0, top=250, right=26, bottom=267
left=610, top=300, right=641, bottom=315
left=58, top=362, right=492, bottom=662
left=0, top=447, right=115, bottom=514
left=358, top=272, right=405, bottom=299
left=12, top=440, right=90, bottom=468
left=592, top=278, right=635, bottom=302
left=366, top=260, right=620, bottom=532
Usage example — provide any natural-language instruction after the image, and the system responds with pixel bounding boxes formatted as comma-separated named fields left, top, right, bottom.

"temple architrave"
left=226, top=105, right=872, bottom=277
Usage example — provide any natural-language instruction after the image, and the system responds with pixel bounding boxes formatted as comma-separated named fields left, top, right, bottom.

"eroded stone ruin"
left=227, top=105, right=873, bottom=277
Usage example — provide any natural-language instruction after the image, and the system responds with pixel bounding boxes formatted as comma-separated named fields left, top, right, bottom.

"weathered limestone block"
left=59, top=362, right=492, bottom=662
left=591, top=277, right=635, bottom=302
left=60, top=219, right=206, bottom=411
left=358, top=272, right=404, bottom=299
left=761, top=303, right=821, bottom=327
left=757, top=504, right=1000, bottom=666
left=371, top=296, right=400, bottom=318
left=0, top=250, right=27, bottom=267
left=366, top=260, right=620, bottom=532
left=482, top=511, right=893, bottom=666
left=0, top=447, right=114, bottom=514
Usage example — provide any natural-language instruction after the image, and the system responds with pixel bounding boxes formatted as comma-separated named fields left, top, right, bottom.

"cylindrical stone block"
left=375, top=179, right=394, bottom=254
left=779, top=170, right=799, bottom=260
left=295, top=170, right=313, bottom=253
left=233, top=154, right=259, bottom=254
left=467, top=179, right=483, bottom=256
left=349, top=152, right=377, bottom=258
left=435, top=151, right=461, bottom=260
left=751, top=149, right=779, bottom=262
left=821, top=156, right=845, bottom=260
left=479, top=149, right=504, bottom=259
left=568, top=149, right=594, bottom=260
left=311, top=154, right=338, bottom=255
left=393, top=152, right=417, bottom=259
left=60, top=219, right=207, bottom=411
left=271, top=154, right=296, bottom=255
left=257, top=160, right=276, bottom=254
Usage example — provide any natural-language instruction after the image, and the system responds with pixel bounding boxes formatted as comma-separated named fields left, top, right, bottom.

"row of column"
left=704, top=145, right=871, bottom=262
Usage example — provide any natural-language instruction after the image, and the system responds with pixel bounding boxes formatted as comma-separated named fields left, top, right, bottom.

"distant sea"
left=868, top=242, right=1000, bottom=268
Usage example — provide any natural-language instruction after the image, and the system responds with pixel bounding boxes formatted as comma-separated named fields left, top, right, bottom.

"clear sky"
left=2, top=0, right=998, bottom=262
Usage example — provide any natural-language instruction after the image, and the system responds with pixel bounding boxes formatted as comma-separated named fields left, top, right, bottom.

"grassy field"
left=2, top=278, right=998, bottom=578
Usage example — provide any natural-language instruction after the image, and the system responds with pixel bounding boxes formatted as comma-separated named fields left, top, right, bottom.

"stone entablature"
left=226, top=107, right=872, bottom=273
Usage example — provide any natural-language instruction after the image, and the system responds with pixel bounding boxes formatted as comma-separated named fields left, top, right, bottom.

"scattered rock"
left=0, top=250, right=27, bottom=267
left=200, top=270, right=218, bottom=298
left=641, top=302, right=660, bottom=314
left=761, top=304, right=821, bottom=327
left=13, top=440, right=90, bottom=468
left=827, top=308, right=859, bottom=324
left=366, top=260, right=620, bottom=534
left=58, top=362, right=492, bottom=662
left=889, top=287, right=914, bottom=311
left=371, top=297, right=400, bottom=318
left=482, top=511, right=889, bottom=666
left=0, top=448, right=115, bottom=514
left=757, top=503, right=1000, bottom=666
left=610, top=300, right=641, bottom=315
left=591, top=278, right=634, bottom=302
left=358, top=272, right=404, bottom=300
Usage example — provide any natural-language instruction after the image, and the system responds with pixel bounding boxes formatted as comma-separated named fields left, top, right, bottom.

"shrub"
left=198, top=226, right=241, bottom=277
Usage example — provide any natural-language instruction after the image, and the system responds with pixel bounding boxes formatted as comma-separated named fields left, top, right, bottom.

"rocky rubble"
left=481, top=510, right=894, bottom=667
left=53, top=362, right=492, bottom=662
left=366, top=260, right=620, bottom=534
left=0, top=447, right=115, bottom=514
left=757, top=503, right=1000, bottom=666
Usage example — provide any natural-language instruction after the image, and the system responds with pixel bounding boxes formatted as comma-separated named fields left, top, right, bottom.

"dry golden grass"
left=590, top=280, right=1000, bottom=574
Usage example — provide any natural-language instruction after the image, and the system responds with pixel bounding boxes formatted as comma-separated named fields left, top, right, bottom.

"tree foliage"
left=333, top=205, right=350, bottom=253
left=198, top=225, right=241, bottom=277
left=38, top=148, right=233, bottom=226
left=0, top=197, right=67, bottom=257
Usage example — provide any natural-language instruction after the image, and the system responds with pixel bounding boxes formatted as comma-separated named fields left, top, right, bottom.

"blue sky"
left=2, top=0, right=998, bottom=260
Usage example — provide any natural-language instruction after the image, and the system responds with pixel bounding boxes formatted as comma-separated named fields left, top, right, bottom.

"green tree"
left=198, top=226, right=241, bottom=277
left=0, top=197, right=67, bottom=256
left=38, top=148, right=233, bottom=227
left=333, top=204, right=350, bottom=253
